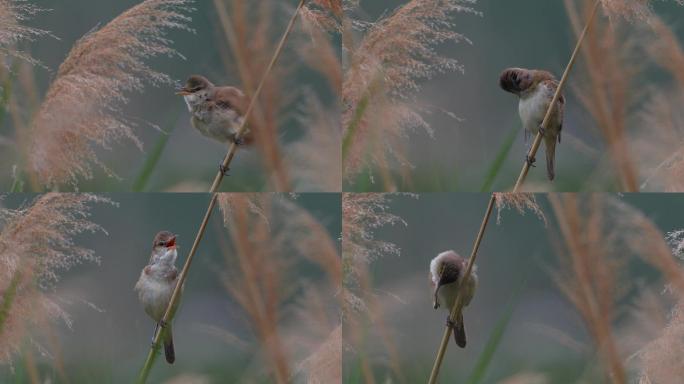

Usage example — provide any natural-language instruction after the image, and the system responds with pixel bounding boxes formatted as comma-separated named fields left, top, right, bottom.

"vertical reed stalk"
left=512, top=0, right=600, bottom=192
left=429, top=3, right=600, bottom=382
left=209, top=0, right=306, bottom=193
left=137, top=2, right=307, bottom=381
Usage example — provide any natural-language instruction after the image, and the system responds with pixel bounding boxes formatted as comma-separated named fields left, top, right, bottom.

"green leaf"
left=131, top=121, right=178, bottom=192
left=480, top=127, right=520, bottom=192
left=466, top=279, right=525, bottom=384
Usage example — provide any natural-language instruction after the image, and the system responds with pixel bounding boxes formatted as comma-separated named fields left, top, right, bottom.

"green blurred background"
left=0, top=193, right=340, bottom=383
left=0, top=0, right=338, bottom=192
left=344, top=193, right=684, bottom=383
left=345, top=0, right=684, bottom=192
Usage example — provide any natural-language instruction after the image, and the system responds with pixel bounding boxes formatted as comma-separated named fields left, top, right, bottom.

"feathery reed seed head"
left=28, top=0, right=193, bottom=187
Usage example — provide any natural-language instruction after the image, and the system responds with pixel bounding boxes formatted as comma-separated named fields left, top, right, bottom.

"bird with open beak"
left=430, top=250, right=478, bottom=348
left=499, top=67, right=565, bottom=181
left=135, top=231, right=181, bottom=364
left=176, top=75, right=252, bottom=174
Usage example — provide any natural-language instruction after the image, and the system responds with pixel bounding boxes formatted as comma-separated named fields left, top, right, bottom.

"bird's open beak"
left=175, top=88, right=191, bottom=96
left=167, top=235, right=177, bottom=248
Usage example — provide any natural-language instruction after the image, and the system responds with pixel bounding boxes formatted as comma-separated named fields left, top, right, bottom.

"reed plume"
left=289, top=92, right=341, bottom=191
left=0, top=0, right=51, bottom=66
left=342, top=193, right=409, bottom=382
left=549, top=194, right=627, bottom=384
left=549, top=194, right=684, bottom=383
left=637, top=16, right=684, bottom=191
left=342, top=0, right=478, bottom=185
left=0, top=193, right=112, bottom=366
left=564, top=0, right=639, bottom=191
left=28, top=0, right=193, bottom=188
left=218, top=193, right=341, bottom=383
left=213, top=0, right=292, bottom=191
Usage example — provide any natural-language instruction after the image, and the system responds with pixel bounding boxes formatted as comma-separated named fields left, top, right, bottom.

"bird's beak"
left=175, top=88, right=191, bottom=96
left=167, top=235, right=177, bottom=248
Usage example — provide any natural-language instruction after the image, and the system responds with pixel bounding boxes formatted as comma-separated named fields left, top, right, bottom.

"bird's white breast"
left=136, top=273, right=174, bottom=321
left=518, top=85, right=551, bottom=134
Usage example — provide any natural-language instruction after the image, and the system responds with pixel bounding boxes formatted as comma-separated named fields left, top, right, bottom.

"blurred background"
left=344, top=193, right=684, bottom=383
left=0, top=193, right=340, bottom=383
left=0, top=0, right=340, bottom=192
left=344, top=0, right=684, bottom=192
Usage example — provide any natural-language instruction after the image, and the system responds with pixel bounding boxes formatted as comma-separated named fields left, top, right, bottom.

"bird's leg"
left=159, top=319, right=168, bottom=329
left=538, top=123, right=546, bottom=137
left=150, top=322, right=160, bottom=347
left=219, top=163, right=230, bottom=176
left=445, top=316, right=456, bottom=329
left=233, top=136, right=245, bottom=146
left=526, top=154, right=536, bottom=167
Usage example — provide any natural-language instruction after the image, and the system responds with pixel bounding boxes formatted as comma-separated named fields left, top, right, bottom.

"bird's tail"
left=453, top=312, right=467, bottom=348
left=163, top=323, right=175, bottom=364
left=544, top=134, right=557, bottom=181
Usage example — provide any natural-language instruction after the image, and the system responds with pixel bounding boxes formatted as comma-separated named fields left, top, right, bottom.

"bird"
left=430, top=250, right=478, bottom=348
left=176, top=75, right=252, bottom=174
left=499, top=67, right=565, bottom=180
left=135, top=231, right=181, bottom=364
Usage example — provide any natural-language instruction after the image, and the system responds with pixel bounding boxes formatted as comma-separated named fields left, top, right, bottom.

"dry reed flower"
left=342, top=192, right=408, bottom=381
left=549, top=194, right=627, bottom=384
left=565, top=0, right=642, bottom=191
left=493, top=192, right=546, bottom=225
left=0, top=0, right=52, bottom=66
left=297, top=324, right=341, bottom=384
left=28, top=0, right=193, bottom=187
left=599, top=0, right=683, bottom=22
left=549, top=194, right=684, bottom=383
left=0, top=193, right=112, bottom=366
left=217, top=193, right=340, bottom=383
left=636, top=89, right=684, bottom=191
left=343, top=0, right=478, bottom=183
left=666, top=230, right=684, bottom=259
left=289, top=92, right=341, bottom=192
left=214, top=0, right=291, bottom=191
left=639, top=302, right=684, bottom=384
left=636, top=16, right=684, bottom=191
left=566, top=0, right=640, bottom=191
left=301, top=0, right=342, bottom=32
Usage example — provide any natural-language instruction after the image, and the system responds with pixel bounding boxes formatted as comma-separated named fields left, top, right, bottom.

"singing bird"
left=135, top=231, right=181, bottom=364
left=499, top=68, right=565, bottom=180
left=430, top=250, right=478, bottom=348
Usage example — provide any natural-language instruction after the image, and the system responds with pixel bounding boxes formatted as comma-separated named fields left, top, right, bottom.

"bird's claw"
left=159, top=320, right=167, bottom=329
left=433, top=302, right=440, bottom=310
left=538, top=124, right=546, bottom=137
left=526, top=155, right=537, bottom=167
left=233, top=136, right=245, bottom=146
left=219, top=163, right=230, bottom=176
left=446, top=317, right=456, bottom=328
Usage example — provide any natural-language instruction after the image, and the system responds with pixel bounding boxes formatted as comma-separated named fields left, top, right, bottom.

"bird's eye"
left=157, top=241, right=164, bottom=246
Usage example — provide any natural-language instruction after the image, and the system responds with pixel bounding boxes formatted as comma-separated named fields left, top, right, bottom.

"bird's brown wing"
left=541, top=78, right=565, bottom=143
left=210, top=86, right=248, bottom=116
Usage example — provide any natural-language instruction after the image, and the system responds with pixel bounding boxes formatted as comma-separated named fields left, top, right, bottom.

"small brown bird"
left=499, top=67, right=565, bottom=180
left=177, top=75, right=252, bottom=173
left=430, top=250, right=478, bottom=348
left=135, top=231, right=181, bottom=364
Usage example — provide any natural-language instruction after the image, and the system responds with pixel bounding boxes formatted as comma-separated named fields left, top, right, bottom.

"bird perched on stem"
left=430, top=250, right=478, bottom=348
left=177, top=75, right=252, bottom=174
left=135, top=231, right=181, bottom=364
left=499, top=67, right=565, bottom=180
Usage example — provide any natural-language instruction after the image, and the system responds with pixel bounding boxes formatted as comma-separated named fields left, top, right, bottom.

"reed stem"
left=428, top=2, right=601, bottom=382
left=512, top=0, right=600, bottom=192
left=209, top=0, right=306, bottom=193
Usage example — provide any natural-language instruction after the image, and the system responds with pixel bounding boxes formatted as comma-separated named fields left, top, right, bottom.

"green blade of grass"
left=479, top=126, right=520, bottom=192
left=131, top=117, right=179, bottom=192
left=466, top=279, right=525, bottom=384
